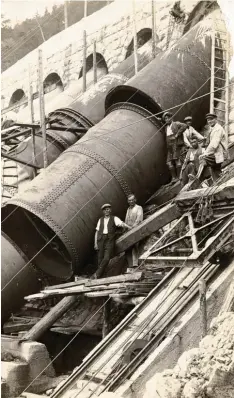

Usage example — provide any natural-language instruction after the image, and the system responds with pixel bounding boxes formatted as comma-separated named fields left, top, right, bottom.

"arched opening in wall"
left=79, top=53, right=108, bottom=85
left=183, top=1, right=218, bottom=34
left=125, top=28, right=152, bottom=59
left=9, top=89, right=26, bottom=107
left=43, top=73, right=64, bottom=94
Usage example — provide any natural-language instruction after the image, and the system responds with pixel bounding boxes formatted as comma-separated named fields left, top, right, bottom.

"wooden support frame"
left=140, top=212, right=234, bottom=268
left=1, top=152, right=40, bottom=170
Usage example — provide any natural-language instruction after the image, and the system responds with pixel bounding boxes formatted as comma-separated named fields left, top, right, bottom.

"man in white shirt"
left=125, top=194, right=143, bottom=267
left=94, top=204, right=131, bottom=278
left=183, top=116, right=205, bottom=149
left=199, top=113, right=228, bottom=182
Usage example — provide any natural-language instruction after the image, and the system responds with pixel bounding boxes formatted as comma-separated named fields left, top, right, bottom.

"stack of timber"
left=25, top=272, right=164, bottom=301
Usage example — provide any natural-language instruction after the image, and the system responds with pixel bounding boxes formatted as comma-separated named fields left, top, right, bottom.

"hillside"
left=1, top=1, right=111, bottom=72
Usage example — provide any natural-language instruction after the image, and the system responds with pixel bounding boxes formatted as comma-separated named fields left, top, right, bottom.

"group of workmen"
left=94, top=111, right=229, bottom=279
left=163, top=111, right=229, bottom=185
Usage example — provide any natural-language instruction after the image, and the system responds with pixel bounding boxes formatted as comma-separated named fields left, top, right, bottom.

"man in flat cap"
left=94, top=204, right=131, bottom=278
left=199, top=113, right=228, bottom=182
left=183, top=116, right=205, bottom=149
left=162, top=111, right=187, bottom=182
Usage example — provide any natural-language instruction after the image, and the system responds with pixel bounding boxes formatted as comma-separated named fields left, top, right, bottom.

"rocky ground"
left=143, top=312, right=234, bottom=398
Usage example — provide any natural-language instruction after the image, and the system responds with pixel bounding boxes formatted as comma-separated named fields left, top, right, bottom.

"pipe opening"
left=105, top=85, right=163, bottom=117
left=2, top=205, right=73, bottom=280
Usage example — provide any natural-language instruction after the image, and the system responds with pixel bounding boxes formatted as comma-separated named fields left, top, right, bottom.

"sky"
left=2, top=0, right=66, bottom=26
left=1, top=0, right=234, bottom=76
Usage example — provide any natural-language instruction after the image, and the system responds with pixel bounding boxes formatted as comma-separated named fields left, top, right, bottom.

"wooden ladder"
left=210, top=23, right=230, bottom=133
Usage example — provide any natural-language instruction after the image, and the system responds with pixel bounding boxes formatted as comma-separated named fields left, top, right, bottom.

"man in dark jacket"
left=94, top=204, right=131, bottom=278
left=163, top=111, right=187, bottom=182
left=180, top=136, right=205, bottom=185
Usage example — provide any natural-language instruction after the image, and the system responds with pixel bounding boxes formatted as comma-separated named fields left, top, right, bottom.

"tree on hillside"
left=1, top=1, right=112, bottom=72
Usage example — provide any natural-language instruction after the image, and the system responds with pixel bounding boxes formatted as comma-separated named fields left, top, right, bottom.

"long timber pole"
left=83, top=30, right=87, bottom=92
left=38, top=48, right=48, bottom=168
left=151, top=0, right=156, bottom=58
left=132, top=0, right=138, bottom=74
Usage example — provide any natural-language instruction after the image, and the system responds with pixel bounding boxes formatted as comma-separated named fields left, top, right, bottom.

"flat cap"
left=162, top=111, right=173, bottom=120
left=101, top=203, right=112, bottom=210
left=184, top=116, right=192, bottom=121
left=206, top=113, right=217, bottom=119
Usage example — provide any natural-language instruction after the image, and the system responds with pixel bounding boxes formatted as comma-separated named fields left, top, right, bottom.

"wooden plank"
left=85, top=290, right=114, bottom=298
left=21, top=296, right=78, bottom=341
left=50, top=326, right=101, bottom=337
left=115, top=203, right=181, bottom=254
left=85, top=272, right=142, bottom=286
left=176, top=180, right=234, bottom=204
left=44, top=278, right=89, bottom=290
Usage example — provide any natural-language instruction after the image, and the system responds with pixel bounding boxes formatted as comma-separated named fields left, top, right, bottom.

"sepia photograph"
left=1, top=0, right=234, bottom=397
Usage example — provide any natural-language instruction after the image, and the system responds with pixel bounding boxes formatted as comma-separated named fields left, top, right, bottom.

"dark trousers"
left=200, top=155, right=222, bottom=182
left=182, top=162, right=196, bottom=185
left=96, top=235, right=115, bottom=278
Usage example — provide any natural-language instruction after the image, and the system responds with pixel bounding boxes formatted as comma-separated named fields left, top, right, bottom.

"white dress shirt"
left=96, top=216, right=124, bottom=234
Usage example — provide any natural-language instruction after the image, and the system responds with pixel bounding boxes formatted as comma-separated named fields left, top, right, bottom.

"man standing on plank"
left=94, top=204, right=131, bottom=278
left=125, top=194, right=143, bottom=267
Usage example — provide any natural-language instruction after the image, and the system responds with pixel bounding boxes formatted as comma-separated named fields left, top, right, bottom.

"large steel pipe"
left=105, top=18, right=214, bottom=131
left=1, top=232, right=41, bottom=324
left=2, top=41, right=158, bottom=198
left=2, top=97, right=165, bottom=278
left=1, top=18, right=218, bottom=282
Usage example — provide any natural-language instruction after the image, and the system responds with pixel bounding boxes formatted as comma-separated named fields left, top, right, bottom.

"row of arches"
left=9, top=28, right=153, bottom=108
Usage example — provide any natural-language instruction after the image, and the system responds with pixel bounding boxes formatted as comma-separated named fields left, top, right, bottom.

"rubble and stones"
left=143, top=312, right=234, bottom=398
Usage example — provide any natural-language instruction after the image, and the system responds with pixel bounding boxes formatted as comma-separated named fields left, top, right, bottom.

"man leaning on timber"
left=125, top=194, right=143, bottom=267
left=199, top=113, right=229, bottom=182
left=163, top=111, right=187, bottom=182
left=94, top=204, right=131, bottom=278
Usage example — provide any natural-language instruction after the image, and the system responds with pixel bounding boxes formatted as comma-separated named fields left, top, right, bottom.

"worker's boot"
left=210, top=166, right=222, bottom=182
left=169, top=165, right=177, bottom=183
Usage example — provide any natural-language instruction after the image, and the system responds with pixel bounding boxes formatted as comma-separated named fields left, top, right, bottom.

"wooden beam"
left=83, top=30, right=87, bottom=92
left=115, top=203, right=181, bottom=255
left=175, top=180, right=234, bottom=205
left=86, top=272, right=143, bottom=286
left=199, top=279, right=207, bottom=339
left=44, top=278, right=89, bottom=290
left=38, top=48, right=48, bottom=168
left=102, top=300, right=111, bottom=338
left=20, top=296, right=78, bottom=341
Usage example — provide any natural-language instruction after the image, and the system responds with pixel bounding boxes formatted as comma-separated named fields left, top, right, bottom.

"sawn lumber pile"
left=25, top=271, right=165, bottom=301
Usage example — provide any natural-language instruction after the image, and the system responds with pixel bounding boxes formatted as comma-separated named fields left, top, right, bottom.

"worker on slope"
left=183, top=116, right=205, bottom=149
left=163, top=111, right=187, bottom=182
left=94, top=204, right=131, bottom=278
left=199, top=113, right=229, bottom=182
left=180, top=136, right=205, bottom=186
left=125, top=194, right=143, bottom=267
